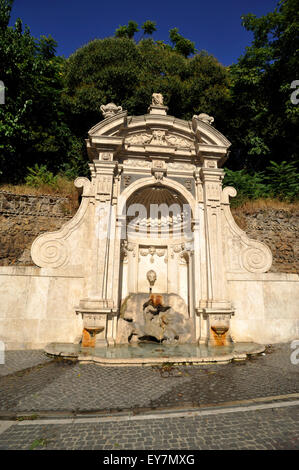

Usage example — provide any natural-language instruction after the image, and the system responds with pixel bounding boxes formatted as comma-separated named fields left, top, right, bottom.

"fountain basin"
left=45, top=342, right=265, bottom=366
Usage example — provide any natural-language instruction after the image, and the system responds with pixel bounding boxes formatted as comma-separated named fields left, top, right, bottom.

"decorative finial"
left=192, top=113, right=214, bottom=126
left=148, top=93, right=168, bottom=115
left=100, top=102, right=123, bottom=119
left=151, top=93, right=164, bottom=106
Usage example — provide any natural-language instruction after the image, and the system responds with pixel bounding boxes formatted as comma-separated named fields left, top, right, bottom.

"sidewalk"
left=0, top=343, right=298, bottom=415
left=0, top=343, right=298, bottom=450
left=0, top=401, right=298, bottom=450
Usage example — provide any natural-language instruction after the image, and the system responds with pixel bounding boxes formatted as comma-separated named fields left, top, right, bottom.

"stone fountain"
left=33, top=93, right=279, bottom=364
left=46, top=270, right=264, bottom=365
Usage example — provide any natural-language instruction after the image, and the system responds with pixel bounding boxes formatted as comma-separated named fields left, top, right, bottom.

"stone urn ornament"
left=100, top=103, right=123, bottom=119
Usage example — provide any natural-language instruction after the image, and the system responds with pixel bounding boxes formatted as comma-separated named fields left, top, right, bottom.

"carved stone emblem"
left=100, top=103, right=123, bottom=119
left=124, top=175, right=131, bottom=187
left=193, top=113, right=214, bottom=125
left=152, top=93, right=164, bottom=106
left=147, top=270, right=157, bottom=286
left=125, top=131, right=193, bottom=149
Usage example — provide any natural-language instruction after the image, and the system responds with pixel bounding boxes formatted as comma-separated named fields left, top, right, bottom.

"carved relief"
left=185, top=180, right=192, bottom=191
left=121, top=241, right=137, bottom=259
left=139, top=246, right=166, bottom=262
left=123, top=159, right=151, bottom=168
left=153, top=171, right=164, bottom=181
left=124, top=175, right=131, bottom=187
left=100, top=152, right=112, bottom=161
left=152, top=130, right=167, bottom=146
left=125, top=131, right=193, bottom=149
left=98, top=176, right=112, bottom=194
left=164, top=135, right=193, bottom=149
left=205, top=160, right=217, bottom=168
left=152, top=159, right=166, bottom=181
left=125, top=133, right=152, bottom=145
left=241, top=246, right=272, bottom=273
left=168, top=162, right=194, bottom=171
left=206, top=183, right=220, bottom=200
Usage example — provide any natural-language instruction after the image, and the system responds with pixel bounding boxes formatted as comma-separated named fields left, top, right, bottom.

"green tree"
left=225, top=0, right=299, bottom=171
left=0, top=0, right=12, bottom=30
left=169, top=28, right=196, bottom=57
left=115, top=20, right=139, bottom=39
left=63, top=36, right=229, bottom=143
left=141, top=20, right=157, bottom=37
left=0, top=0, right=87, bottom=182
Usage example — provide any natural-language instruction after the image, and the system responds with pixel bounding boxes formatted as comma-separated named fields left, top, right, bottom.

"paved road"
left=0, top=402, right=298, bottom=450
left=0, top=344, right=298, bottom=450
left=0, top=344, right=298, bottom=414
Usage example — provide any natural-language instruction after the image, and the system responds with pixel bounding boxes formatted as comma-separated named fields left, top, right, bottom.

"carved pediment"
left=125, top=130, right=194, bottom=149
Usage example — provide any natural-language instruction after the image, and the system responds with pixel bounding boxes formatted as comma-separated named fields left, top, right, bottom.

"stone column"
left=77, top=156, right=119, bottom=346
left=198, top=164, right=234, bottom=345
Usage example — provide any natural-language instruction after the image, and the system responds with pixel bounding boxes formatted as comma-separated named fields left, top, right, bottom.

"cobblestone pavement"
left=0, top=405, right=298, bottom=450
left=0, top=344, right=298, bottom=413
left=0, top=350, right=52, bottom=377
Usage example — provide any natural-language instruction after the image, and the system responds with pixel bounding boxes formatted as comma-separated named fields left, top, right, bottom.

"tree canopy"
left=0, top=0, right=298, bottom=202
left=63, top=35, right=229, bottom=141
left=225, top=0, right=299, bottom=171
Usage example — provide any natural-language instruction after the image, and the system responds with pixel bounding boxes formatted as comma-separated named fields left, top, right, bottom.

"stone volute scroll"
left=221, top=186, right=273, bottom=273
left=31, top=177, right=92, bottom=268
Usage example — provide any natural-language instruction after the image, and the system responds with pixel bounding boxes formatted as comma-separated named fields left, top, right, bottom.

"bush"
left=25, top=164, right=58, bottom=188
left=265, top=161, right=299, bottom=202
left=223, top=161, right=299, bottom=205
left=223, top=168, right=268, bottom=205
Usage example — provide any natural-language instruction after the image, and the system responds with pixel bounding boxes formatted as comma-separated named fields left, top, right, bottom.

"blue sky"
left=10, top=0, right=279, bottom=66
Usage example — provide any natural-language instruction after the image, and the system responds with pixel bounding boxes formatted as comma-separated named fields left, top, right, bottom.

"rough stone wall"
left=0, top=192, right=298, bottom=273
left=232, top=208, right=299, bottom=274
left=0, top=191, right=74, bottom=265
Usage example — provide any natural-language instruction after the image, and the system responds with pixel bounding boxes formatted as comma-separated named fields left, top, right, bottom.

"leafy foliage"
left=265, top=161, right=299, bottom=201
left=115, top=20, right=139, bottom=39
left=25, top=164, right=58, bottom=188
left=63, top=36, right=229, bottom=141
left=0, top=1, right=88, bottom=183
left=224, top=0, right=299, bottom=171
left=223, top=161, right=299, bottom=204
left=0, top=1, right=298, bottom=205
left=141, top=21, right=157, bottom=36
left=169, top=28, right=196, bottom=57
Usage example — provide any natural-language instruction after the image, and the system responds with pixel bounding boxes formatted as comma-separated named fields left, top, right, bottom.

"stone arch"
left=117, top=176, right=196, bottom=218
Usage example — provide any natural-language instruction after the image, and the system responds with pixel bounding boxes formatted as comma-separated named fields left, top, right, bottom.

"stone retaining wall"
left=232, top=208, right=298, bottom=274
left=0, top=192, right=298, bottom=274
left=0, top=191, right=74, bottom=265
